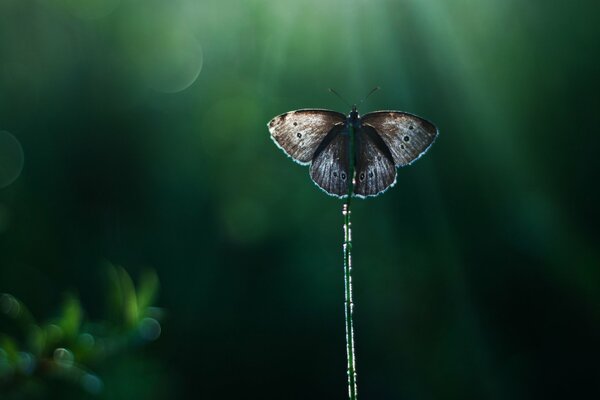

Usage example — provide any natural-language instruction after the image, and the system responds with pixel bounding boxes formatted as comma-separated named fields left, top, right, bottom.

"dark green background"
left=1, top=0, right=599, bottom=398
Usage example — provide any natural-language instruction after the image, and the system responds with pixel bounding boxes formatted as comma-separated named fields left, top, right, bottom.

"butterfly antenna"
left=328, top=88, right=352, bottom=108
left=359, top=86, right=381, bottom=105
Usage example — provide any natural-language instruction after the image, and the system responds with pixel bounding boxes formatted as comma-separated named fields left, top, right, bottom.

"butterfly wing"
left=268, top=109, right=346, bottom=165
left=361, top=111, right=438, bottom=167
left=354, top=125, right=397, bottom=197
left=309, top=125, right=350, bottom=198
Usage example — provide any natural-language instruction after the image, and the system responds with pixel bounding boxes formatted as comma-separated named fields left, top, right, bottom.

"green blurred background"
left=1, top=0, right=599, bottom=398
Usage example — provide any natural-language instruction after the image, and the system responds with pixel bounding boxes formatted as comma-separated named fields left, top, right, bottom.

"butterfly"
left=268, top=105, right=438, bottom=198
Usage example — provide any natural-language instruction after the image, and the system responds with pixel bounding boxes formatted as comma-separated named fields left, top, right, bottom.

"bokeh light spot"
left=81, top=373, right=104, bottom=394
left=139, top=317, right=161, bottom=341
left=0, top=131, right=24, bottom=189
left=119, top=2, right=203, bottom=93
left=18, top=352, right=35, bottom=375
left=0, top=294, right=20, bottom=318
left=78, top=333, right=95, bottom=349
left=53, top=347, right=74, bottom=368
left=145, top=36, right=203, bottom=93
left=222, top=197, right=268, bottom=244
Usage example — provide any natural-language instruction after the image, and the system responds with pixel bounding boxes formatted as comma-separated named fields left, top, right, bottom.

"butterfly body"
left=346, top=105, right=360, bottom=130
left=268, top=105, right=438, bottom=198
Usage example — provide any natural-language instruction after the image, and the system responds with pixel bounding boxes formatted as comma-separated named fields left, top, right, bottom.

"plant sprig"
left=0, top=264, right=162, bottom=396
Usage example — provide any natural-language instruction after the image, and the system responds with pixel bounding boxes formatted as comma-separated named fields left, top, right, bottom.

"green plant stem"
left=343, top=125, right=358, bottom=400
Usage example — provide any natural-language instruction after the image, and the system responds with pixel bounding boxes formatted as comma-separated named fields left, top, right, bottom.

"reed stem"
left=343, top=125, right=358, bottom=400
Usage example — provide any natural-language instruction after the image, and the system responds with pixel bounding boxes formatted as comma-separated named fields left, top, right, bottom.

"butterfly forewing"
left=309, top=126, right=350, bottom=197
left=268, top=109, right=346, bottom=164
left=361, top=111, right=438, bottom=167
left=354, top=126, right=397, bottom=197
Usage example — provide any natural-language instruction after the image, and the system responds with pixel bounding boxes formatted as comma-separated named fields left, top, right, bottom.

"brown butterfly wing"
left=268, top=109, right=346, bottom=165
left=361, top=111, right=438, bottom=167
left=309, top=125, right=350, bottom=198
left=354, top=125, right=397, bottom=197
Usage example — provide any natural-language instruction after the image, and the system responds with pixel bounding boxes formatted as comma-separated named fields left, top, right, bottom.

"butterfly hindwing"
left=268, top=109, right=346, bottom=164
left=309, top=125, right=350, bottom=197
left=361, top=111, right=438, bottom=167
left=354, top=125, right=397, bottom=197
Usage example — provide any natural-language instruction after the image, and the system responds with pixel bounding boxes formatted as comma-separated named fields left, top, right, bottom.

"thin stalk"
left=343, top=125, right=358, bottom=400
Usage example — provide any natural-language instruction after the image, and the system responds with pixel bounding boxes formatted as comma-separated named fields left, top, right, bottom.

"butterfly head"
left=349, top=104, right=359, bottom=120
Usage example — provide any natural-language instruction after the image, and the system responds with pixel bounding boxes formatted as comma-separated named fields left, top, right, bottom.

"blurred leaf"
left=0, top=335, right=19, bottom=362
left=106, top=264, right=124, bottom=324
left=26, top=325, right=44, bottom=357
left=118, top=266, right=139, bottom=328
left=137, top=270, right=159, bottom=315
left=56, top=295, right=82, bottom=339
left=106, top=263, right=139, bottom=329
left=1, top=266, right=162, bottom=396
left=43, top=324, right=63, bottom=349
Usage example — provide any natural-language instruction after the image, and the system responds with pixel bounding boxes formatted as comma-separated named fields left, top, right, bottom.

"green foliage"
left=0, top=264, right=162, bottom=397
